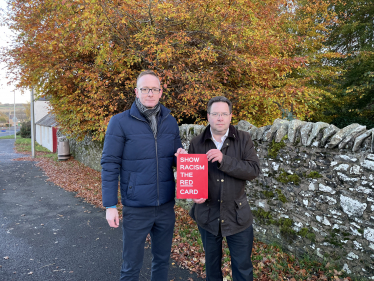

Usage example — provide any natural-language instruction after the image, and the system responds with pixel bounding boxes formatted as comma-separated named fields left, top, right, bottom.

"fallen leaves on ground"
left=14, top=150, right=353, bottom=281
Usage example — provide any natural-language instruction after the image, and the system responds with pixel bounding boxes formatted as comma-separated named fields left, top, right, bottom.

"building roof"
left=35, top=113, right=58, bottom=127
left=36, top=96, right=51, bottom=101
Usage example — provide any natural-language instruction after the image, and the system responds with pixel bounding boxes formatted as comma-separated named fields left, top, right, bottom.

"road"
left=0, top=127, right=20, bottom=138
left=0, top=139, right=203, bottom=281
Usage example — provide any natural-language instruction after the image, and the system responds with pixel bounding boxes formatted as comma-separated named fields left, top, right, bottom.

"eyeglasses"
left=139, top=88, right=161, bottom=94
left=209, top=112, right=231, bottom=118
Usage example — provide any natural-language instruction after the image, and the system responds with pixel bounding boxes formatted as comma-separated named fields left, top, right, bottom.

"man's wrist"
left=106, top=205, right=117, bottom=209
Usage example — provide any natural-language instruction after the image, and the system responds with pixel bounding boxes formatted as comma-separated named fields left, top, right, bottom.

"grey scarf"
left=135, top=98, right=161, bottom=137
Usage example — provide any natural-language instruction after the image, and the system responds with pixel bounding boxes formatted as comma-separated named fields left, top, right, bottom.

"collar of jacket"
left=202, top=124, right=237, bottom=143
left=129, top=101, right=170, bottom=122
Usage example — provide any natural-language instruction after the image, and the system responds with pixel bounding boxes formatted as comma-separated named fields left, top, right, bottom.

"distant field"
left=0, top=104, right=26, bottom=112
left=0, top=105, right=26, bottom=113
left=0, top=104, right=28, bottom=123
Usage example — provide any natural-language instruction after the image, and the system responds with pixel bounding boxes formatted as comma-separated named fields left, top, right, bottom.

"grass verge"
left=0, top=134, right=17, bottom=139
left=15, top=137, right=51, bottom=153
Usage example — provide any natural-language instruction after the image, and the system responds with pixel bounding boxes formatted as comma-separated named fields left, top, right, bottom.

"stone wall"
left=69, top=136, right=103, bottom=171
left=69, top=120, right=374, bottom=278
left=180, top=120, right=374, bottom=279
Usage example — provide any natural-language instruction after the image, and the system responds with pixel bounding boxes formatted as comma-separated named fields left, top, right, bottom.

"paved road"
left=0, top=128, right=20, bottom=138
left=0, top=139, right=203, bottom=281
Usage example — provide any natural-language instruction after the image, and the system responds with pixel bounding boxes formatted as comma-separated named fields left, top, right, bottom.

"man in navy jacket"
left=101, top=70, right=186, bottom=281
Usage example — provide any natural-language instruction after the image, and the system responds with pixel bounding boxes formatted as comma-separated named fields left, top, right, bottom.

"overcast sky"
left=0, top=0, right=30, bottom=104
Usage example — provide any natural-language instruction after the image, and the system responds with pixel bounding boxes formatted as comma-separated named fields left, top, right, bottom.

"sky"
left=0, top=0, right=30, bottom=104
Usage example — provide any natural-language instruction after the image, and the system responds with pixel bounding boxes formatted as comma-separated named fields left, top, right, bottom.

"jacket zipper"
left=131, top=111, right=169, bottom=206
left=155, top=136, right=159, bottom=206
left=155, top=114, right=169, bottom=206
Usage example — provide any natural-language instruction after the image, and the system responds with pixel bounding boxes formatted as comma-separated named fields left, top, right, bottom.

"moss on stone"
left=267, top=138, right=286, bottom=158
left=254, top=209, right=317, bottom=242
left=306, top=232, right=316, bottom=241
left=274, top=218, right=297, bottom=240
left=254, top=209, right=297, bottom=240
left=252, top=207, right=273, bottom=225
left=298, top=227, right=316, bottom=242
left=276, top=170, right=289, bottom=183
left=188, top=127, right=194, bottom=135
left=276, top=170, right=301, bottom=185
left=306, top=171, right=322, bottom=179
left=276, top=188, right=288, bottom=203
left=262, top=190, right=275, bottom=198
left=288, top=174, right=301, bottom=185
left=276, top=217, right=293, bottom=228
left=298, top=227, right=308, bottom=237
left=323, top=229, right=343, bottom=248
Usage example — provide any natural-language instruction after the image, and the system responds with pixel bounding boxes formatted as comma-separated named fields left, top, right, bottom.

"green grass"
left=0, top=135, right=17, bottom=139
left=15, top=137, right=51, bottom=152
left=13, top=136, right=58, bottom=160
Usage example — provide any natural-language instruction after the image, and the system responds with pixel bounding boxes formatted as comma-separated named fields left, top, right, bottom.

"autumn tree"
left=2, top=0, right=342, bottom=140
left=319, top=0, right=374, bottom=129
left=0, top=111, right=8, bottom=124
left=23, top=101, right=31, bottom=120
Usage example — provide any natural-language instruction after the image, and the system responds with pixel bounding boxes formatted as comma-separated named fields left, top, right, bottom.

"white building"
left=35, top=113, right=58, bottom=152
left=34, top=97, right=51, bottom=123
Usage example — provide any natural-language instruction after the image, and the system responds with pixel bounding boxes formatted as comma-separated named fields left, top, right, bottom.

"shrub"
left=20, top=121, right=31, bottom=138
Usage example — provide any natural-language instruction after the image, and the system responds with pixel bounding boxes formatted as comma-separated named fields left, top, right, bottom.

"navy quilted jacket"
left=101, top=102, right=182, bottom=207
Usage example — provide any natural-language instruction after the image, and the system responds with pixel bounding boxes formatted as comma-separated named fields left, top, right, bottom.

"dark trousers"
left=198, top=225, right=254, bottom=281
left=120, top=200, right=175, bottom=281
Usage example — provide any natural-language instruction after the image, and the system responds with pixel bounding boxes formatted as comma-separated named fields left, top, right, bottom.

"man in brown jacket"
left=188, top=96, right=260, bottom=281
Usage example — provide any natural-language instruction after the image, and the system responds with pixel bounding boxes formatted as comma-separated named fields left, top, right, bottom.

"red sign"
left=176, top=154, right=208, bottom=199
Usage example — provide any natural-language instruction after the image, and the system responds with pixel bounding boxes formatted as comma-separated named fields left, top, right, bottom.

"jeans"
left=198, top=224, right=254, bottom=281
left=120, top=200, right=175, bottom=281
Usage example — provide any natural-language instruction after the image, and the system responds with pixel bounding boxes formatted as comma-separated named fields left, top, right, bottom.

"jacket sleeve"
left=101, top=115, right=125, bottom=207
left=173, top=124, right=183, bottom=167
left=218, top=135, right=260, bottom=181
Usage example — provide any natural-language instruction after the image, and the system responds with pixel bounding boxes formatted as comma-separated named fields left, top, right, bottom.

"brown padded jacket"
left=188, top=124, right=260, bottom=237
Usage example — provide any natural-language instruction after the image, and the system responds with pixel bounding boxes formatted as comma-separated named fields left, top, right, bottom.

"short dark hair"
left=207, top=96, right=232, bottom=113
left=136, top=70, right=160, bottom=86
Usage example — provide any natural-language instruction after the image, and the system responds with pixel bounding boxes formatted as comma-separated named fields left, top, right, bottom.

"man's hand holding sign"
left=175, top=146, right=223, bottom=203
left=206, top=149, right=223, bottom=164
left=185, top=97, right=260, bottom=281
left=190, top=149, right=223, bottom=203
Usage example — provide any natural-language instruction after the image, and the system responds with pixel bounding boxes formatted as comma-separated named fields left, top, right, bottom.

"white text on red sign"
left=179, top=157, right=205, bottom=190
left=180, top=157, right=205, bottom=170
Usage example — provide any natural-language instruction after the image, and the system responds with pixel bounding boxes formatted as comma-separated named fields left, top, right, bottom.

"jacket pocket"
left=235, top=197, right=250, bottom=225
left=126, top=173, right=136, bottom=199
left=195, top=203, right=210, bottom=225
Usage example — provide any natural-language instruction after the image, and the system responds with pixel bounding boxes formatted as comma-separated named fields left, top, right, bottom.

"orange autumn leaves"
left=2, top=0, right=342, bottom=140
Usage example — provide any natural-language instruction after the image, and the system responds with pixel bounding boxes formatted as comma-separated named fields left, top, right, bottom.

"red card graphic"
left=176, top=154, right=208, bottom=199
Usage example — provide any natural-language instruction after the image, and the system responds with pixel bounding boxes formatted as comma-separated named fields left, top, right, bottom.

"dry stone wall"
left=69, top=120, right=374, bottom=278
left=180, top=120, right=374, bottom=279
left=69, top=136, right=103, bottom=171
